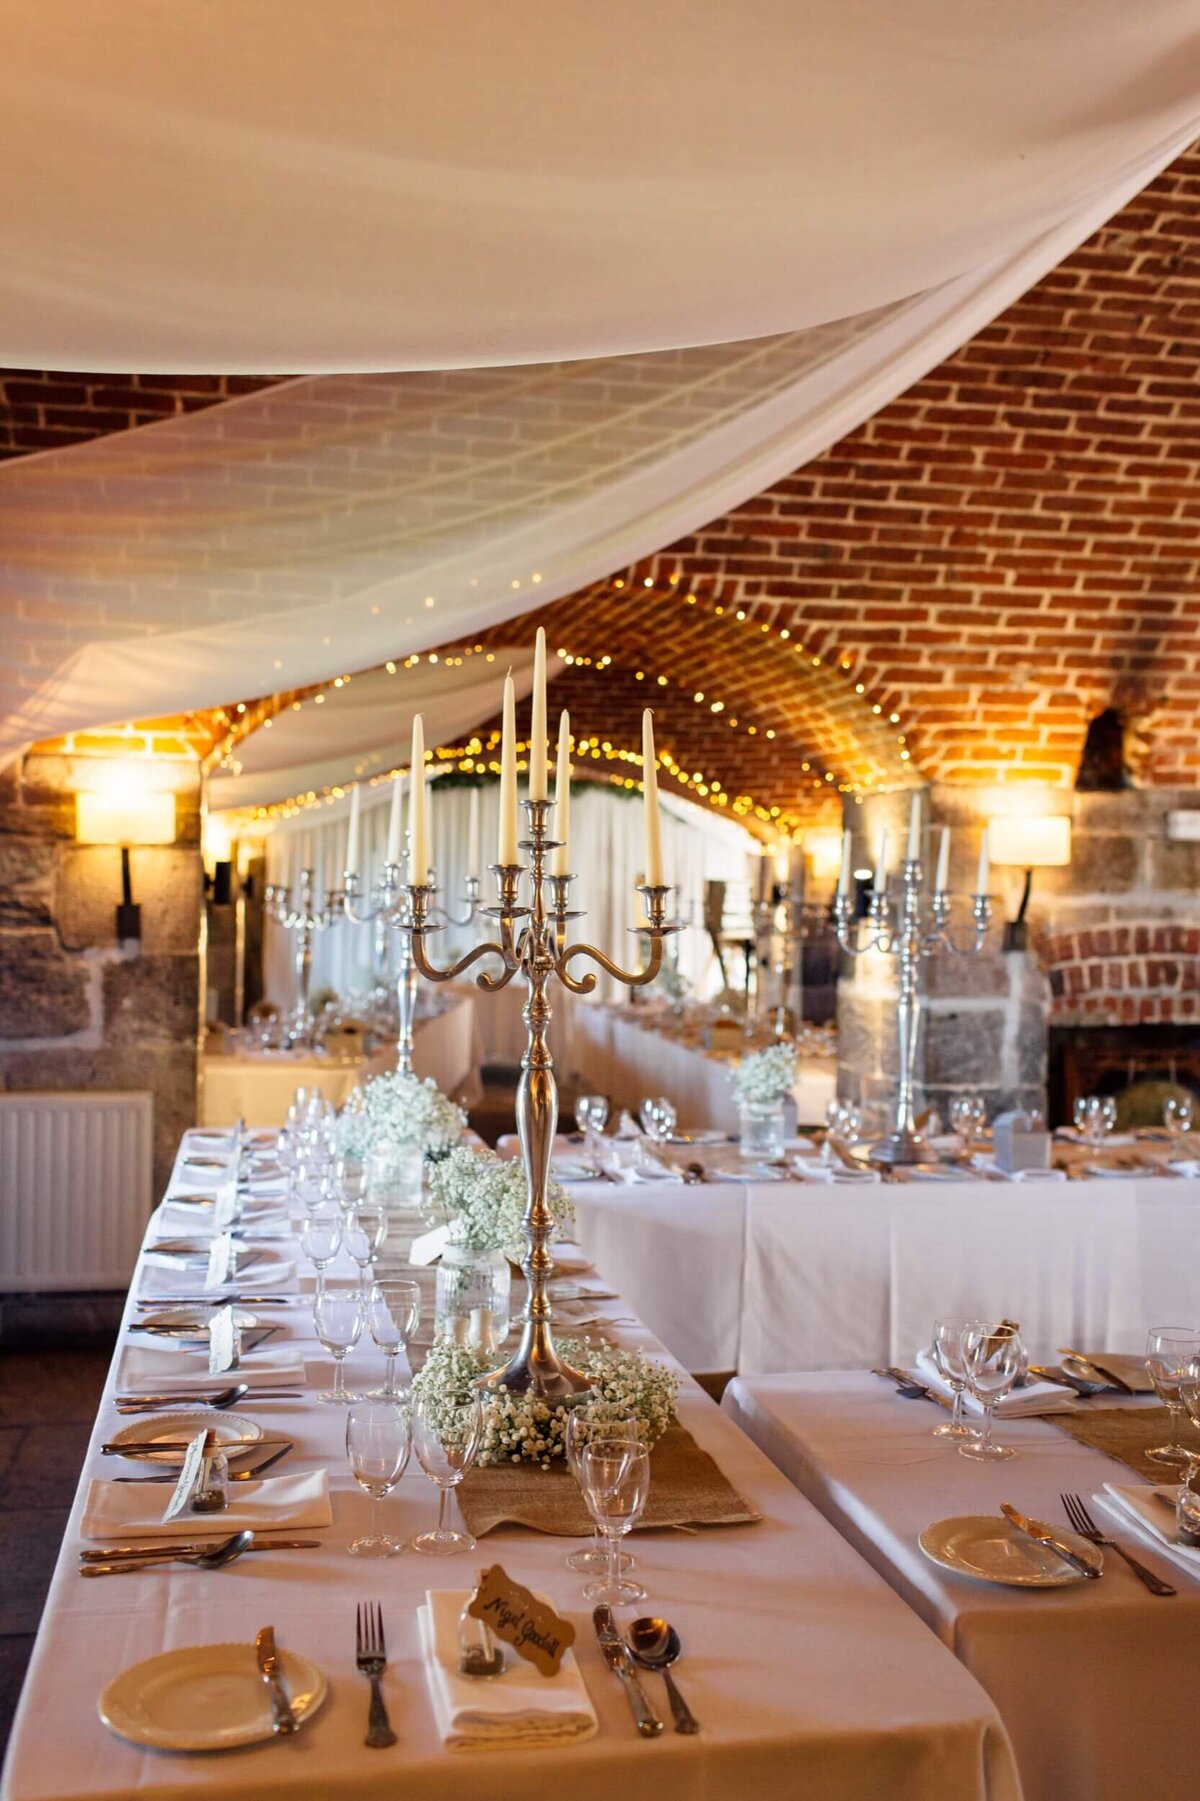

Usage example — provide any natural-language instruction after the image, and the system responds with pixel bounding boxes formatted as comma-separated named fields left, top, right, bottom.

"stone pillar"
left=836, top=786, right=1049, bottom=1123
left=0, top=750, right=204, bottom=1196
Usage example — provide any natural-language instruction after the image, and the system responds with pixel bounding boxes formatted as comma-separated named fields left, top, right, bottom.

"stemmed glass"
left=346, top=1401, right=411, bottom=1557
left=930, top=1319, right=975, bottom=1441
left=575, top=1095, right=609, bottom=1169
left=410, top=1389, right=483, bottom=1554
left=959, top=1323, right=1024, bottom=1461
left=948, top=1096, right=986, bottom=1153
left=1178, top=1355, right=1200, bottom=1473
left=314, top=1287, right=365, bottom=1404
left=579, top=1440, right=651, bottom=1605
left=344, top=1203, right=388, bottom=1290
left=564, top=1410, right=639, bottom=1574
left=1073, top=1094, right=1116, bottom=1146
left=368, top=1279, right=421, bottom=1399
left=1164, top=1094, right=1195, bottom=1139
left=639, top=1097, right=676, bottom=1141
left=1145, top=1327, right=1200, bottom=1466
left=300, top=1208, right=342, bottom=1295
left=333, top=1154, right=368, bottom=1215
left=293, top=1158, right=332, bottom=1215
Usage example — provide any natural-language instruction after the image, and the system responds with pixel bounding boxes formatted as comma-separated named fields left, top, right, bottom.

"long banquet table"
left=569, top=1168, right=1200, bottom=1375
left=723, top=1370, right=1200, bottom=1801
left=2, top=1131, right=1021, bottom=1801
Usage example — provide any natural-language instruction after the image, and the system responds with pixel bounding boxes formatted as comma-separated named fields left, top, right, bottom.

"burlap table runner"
left=1048, top=1406, right=1200, bottom=1482
left=456, top=1422, right=761, bottom=1537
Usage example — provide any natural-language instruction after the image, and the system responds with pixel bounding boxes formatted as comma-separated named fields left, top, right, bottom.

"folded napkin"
left=81, top=1470, right=331, bottom=1540
left=1097, top=1483, right=1200, bottom=1580
left=1165, top=1159, right=1200, bottom=1178
left=792, top=1164, right=881, bottom=1185
left=118, top=1344, right=307, bottom=1390
left=914, top=1350, right=1074, bottom=1416
left=418, top=1590, right=597, bottom=1750
left=141, top=1252, right=297, bottom=1287
left=969, top=1158, right=1067, bottom=1183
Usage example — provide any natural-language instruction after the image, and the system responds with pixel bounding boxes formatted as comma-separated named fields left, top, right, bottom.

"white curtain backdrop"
left=264, top=781, right=751, bottom=1030
left=3, top=1, right=1198, bottom=371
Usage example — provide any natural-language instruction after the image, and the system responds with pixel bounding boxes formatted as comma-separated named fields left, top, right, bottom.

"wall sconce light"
left=802, top=829, right=845, bottom=883
left=988, top=814, right=1071, bottom=951
left=75, top=784, right=176, bottom=943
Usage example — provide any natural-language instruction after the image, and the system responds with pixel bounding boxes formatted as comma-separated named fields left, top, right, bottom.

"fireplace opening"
left=1048, top=1023, right=1200, bottom=1130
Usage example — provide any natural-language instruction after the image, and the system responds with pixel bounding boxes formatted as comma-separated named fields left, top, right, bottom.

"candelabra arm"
left=408, top=925, right=512, bottom=988
left=555, top=931, right=667, bottom=994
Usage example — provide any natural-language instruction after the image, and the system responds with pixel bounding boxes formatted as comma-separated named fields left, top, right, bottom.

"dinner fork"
left=356, top=1601, right=397, bottom=1748
left=1060, top=1492, right=1176, bottom=1596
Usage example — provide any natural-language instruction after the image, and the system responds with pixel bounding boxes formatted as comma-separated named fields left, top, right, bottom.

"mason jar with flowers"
left=730, top=1041, right=797, bottom=1161
left=426, top=1145, right=575, bottom=1355
left=336, top=1072, right=467, bottom=1237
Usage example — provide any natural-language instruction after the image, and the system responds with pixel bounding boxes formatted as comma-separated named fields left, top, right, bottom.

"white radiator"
left=0, top=1091, right=153, bottom=1291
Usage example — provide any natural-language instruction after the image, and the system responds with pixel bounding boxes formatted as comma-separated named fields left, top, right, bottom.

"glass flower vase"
left=435, top=1241, right=511, bottom=1354
left=739, top=1097, right=786, bottom=1161
left=367, top=1143, right=426, bottom=1258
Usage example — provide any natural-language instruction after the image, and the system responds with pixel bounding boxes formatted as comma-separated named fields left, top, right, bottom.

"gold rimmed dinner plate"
left=919, top=1514, right=1102, bottom=1587
left=105, top=1412, right=265, bottom=1466
left=100, top=1642, right=325, bottom=1750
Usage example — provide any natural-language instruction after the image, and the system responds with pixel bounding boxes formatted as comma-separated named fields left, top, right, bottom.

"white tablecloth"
left=568, top=1172, right=1200, bottom=1376
left=573, top=1003, right=836, bottom=1129
left=723, top=1370, right=1200, bottom=1801
left=2, top=1138, right=1019, bottom=1801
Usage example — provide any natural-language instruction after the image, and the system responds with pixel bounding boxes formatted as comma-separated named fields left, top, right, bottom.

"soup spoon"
left=79, top=1529, right=255, bottom=1577
left=626, top=1617, right=700, bottom=1735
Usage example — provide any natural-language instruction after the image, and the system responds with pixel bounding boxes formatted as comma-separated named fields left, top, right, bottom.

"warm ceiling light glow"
left=803, top=829, right=844, bottom=879
left=76, top=789, right=175, bottom=846
left=988, top=815, right=1072, bottom=868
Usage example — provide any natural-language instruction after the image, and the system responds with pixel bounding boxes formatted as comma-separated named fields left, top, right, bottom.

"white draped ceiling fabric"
left=1, top=2, right=1198, bottom=769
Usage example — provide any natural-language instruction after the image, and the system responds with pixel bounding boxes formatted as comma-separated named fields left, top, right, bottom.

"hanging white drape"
left=2, top=1, right=1198, bottom=371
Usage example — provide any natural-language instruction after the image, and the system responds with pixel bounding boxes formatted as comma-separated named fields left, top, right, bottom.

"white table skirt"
left=723, top=1370, right=1200, bottom=1801
left=567, top=1173, right=1200, bottom=1376
left=573, top=1004, right=836, bottom=1130
left=2, top=1137, right=1020, bottom=1801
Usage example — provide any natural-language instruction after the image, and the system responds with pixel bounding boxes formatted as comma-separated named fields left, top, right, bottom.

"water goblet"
left=958, top=1323, right=1023, bottom=1461
left=948, top=1096, right=986, bottom=1152
left=1145, top=1327, right=1200, bottom=1466
left=564, top=1410, right=639, bottom=1574
left=334, top=1154, right=368, bottom=1214
left=313, top=1286, right=365, bottom=1404
left=1164, top=1094, right=1195, bottom=1139
left=410, top=1390, right=484, bottom=1555
left=368, top=1278, right=421, bottom=1399
left=930, top=1319, right=975, bottom=1440
left=576, top=1094, right=610, bottom=1169
left=579, top=1440, right=651, bottom=1606
left=346, top=1400, right=411, bottom=1557
left=300, top=1208, right=342, bottom=1295
left=345, top=1203, right=389, bottom=1290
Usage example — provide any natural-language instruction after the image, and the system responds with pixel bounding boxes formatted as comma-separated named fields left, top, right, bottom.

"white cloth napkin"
left=970, top=1158, right=1067, bottom=1183
left=1097, top=1483, right=1200, bottom=1580
left=417, top=1591, right=597, bottom=1750
left=118, top=1344, right=307, bottom=1390
left=914, top=1349, right=1074, bottom=1416
left=81, top=1470, right=331, bottom=1540
left=792, top=1164, right=881, bottom=1185
left=142, top=1251, right=297, bottom=1284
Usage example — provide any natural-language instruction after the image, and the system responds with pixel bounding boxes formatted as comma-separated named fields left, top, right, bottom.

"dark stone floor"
left=0, top=1297, right=118, bottom=1765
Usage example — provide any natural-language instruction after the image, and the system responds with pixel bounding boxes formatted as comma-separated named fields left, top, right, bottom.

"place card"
left=208, top=1303, right=239, bottom=1374
left=213, top=1176, right=239, bottom=1231
left=409, top=1223, right=450, bottom=1267
left=161, top=1428, right=213, bottom=1523
left=205, top=1231, right=234, bottom=1291
left=466, top=1564, right=575, bottom=1677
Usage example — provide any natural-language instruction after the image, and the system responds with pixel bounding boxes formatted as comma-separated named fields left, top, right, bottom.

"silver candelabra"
left=263, top=869, right=342, bottom=1049
left=833, top=859, right=993, bottom=1166
left=342, top=860, right=481, bottom=1074
left=399, top=796, right=677, bottom=1401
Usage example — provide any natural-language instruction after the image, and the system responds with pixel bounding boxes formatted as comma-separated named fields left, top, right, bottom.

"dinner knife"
left=102, top=1437, right=290, bottom=1456
left=592, top=1606, right=664, bottom=1736
left=1056, top=1347, right=1135, bottom=1393
left=1000, top=1502, right=1101, bottom=1578
left=256, top=1626, right=299, bottom=1734
left=81, top=1537, right=320, bottom=1561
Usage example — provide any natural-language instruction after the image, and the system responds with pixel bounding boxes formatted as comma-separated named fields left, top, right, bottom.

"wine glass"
left=410, top=1389, right=484, bottom=1554
left=579, top=1440, right=651, bottom=1605
left=958, top=1323, right=1024, bottom=1461
left=334, top=1154, right=368, bottom=1214
left=300, top=1208, right=342, bottom=1295
left=345, top=1400, right=411, bottom=1557
left=344, top=1203, right=388, bottom=1290
left=930, top=1319, right=975, bottom=1441
left=948, top=1096, right=986, bottom=1153
left=575, top=1094, right=609, bottom=1168
left=368, top=1279, right=421, bottom=1400
left=639, top=1097, right=675, bottom=1141
left=1145, top=1327, right=1200, bottom=1466
left=293, top=1158, right=331, bottom=1215
left=564, top=1410, right=639, bottom=1574
left=313, top=1287, right=365, bottom=1404
left=1164, top=1094, right=1195, bottom=1139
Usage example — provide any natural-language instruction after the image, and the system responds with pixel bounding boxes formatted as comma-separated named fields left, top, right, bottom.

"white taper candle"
left=976, top=826, right=990, bottom=896
left=529, top=626, right=548, bottom=801
left=498, top=671, right=519, bottom=865
left=935, top=826, right=951, bottom=893
left=872, top=827, right=888, bottom=893
left=345, top=784, right=361, bottom=879
left=385, top=771, right=403, bottom=868
left=551, top=711, right=571, bottom=876
left=906, top=792, right=921, bottom=863
left=409, top=714, right=428, bottom=882
left=837, top=828, right=852, bottom=896
left=641, top=710, right=664, bottom=886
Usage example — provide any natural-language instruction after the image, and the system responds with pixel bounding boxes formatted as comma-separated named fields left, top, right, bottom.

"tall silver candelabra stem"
left=401, top=798, right=678, bottom=1401
left=342, top=865, right=481, bottom=1074
left=832, top=860, right=992, bottom=1166
left=263, top=869, right=342, bottom=1050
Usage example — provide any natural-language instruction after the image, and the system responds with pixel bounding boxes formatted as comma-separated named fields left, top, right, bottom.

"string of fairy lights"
left=212, top=567, right=917, bottom=837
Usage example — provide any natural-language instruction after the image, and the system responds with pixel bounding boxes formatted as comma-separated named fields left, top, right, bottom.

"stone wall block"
left=0, top=928, right=90, bottom=1037
left=0, top=835, right=55, bottom=927
left=103, top=954, right=200, bottom=1047
left=57, top=847, right=202, bottom=953
left=920, top=1010, right=1005, bottom=1088
left=1037, top=834, right=1139, bottom=897
left=926, top=953, right=1009, bottom=1000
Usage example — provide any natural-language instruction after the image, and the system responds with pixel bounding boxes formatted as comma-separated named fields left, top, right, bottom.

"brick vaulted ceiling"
left=3, top=143, right=1199, bottom=831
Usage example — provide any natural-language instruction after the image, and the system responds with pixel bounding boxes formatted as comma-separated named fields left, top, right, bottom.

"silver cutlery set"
left=593, top=1605, right=700, bottom=1735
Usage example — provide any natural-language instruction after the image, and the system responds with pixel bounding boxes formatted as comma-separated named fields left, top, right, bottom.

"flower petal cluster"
left=428, top=1144, right=573, bottom=1257
left=730, top=1040, right=798, bottom=1105
left=412, top=1333, right=678, bottom=1468
left=336, top=1070, right=466, bottom=1165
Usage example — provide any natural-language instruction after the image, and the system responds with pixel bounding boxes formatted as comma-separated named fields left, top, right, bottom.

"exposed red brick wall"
left=0, top=372, right=281, bottom=459
left=1042, top=923, right=1200, bottom=1025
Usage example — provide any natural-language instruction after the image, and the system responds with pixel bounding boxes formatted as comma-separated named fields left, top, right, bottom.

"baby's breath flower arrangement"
left=412, top=1333, right=678, bottom=1468
left=335, top=1071, right=466, bottom=1168
left=731, top=1041, right=797, bottom=1106
left=428, top=1144, right=574, bottom=1258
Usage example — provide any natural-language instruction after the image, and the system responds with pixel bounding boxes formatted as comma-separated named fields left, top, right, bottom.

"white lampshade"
left=987, top=815, right=1071, bottom=869
left=76, top=789, right=175, bottom=846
